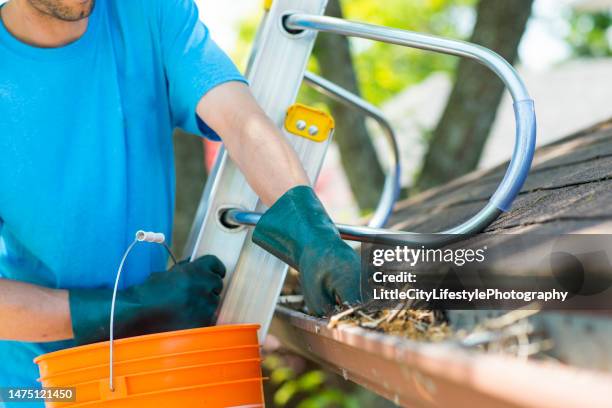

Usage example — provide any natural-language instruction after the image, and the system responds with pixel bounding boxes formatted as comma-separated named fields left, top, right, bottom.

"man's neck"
left=1, top=0, right=88, bottom=48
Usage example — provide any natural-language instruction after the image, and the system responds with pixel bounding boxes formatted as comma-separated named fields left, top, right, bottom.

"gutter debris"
left=278, top=295, right=552, bottom=359
left=328, top=303, right=451, bottom=342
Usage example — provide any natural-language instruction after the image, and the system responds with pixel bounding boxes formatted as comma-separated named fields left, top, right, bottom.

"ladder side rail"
left=183, top=6, right=273, bottom=258
left=187, top=0, right=330, bottom=341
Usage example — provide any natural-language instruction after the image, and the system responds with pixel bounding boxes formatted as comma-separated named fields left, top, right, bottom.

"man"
left=0, top=0, right=361, bottom=394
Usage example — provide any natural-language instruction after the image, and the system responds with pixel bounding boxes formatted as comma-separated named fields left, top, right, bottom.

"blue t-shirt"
left=0, top=0, right=245, bottom=395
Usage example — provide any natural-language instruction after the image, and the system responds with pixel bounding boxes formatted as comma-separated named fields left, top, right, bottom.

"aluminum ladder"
left=184, top=0, right=537, bottom=341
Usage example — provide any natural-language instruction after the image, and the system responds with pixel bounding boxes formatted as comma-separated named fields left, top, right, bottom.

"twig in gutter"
left=327, top=304, right=364, bottom=329
left=482, top=305, right=540, bottom=330
left=384, top=303, right=405, bottom=324
left=357, top=310, right=376, bottom=321
left=361, top=315, right=388, bottom=329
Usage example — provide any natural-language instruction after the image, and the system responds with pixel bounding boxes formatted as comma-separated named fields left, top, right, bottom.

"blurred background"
left=170, top=0, right=612, bottom=406
left=174, top=0, right=612, bottom=250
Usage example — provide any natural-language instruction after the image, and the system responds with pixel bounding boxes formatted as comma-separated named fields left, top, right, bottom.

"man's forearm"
left=196, top=82, right=310, bottom=206
left=0, top=279, right=73, bottom=342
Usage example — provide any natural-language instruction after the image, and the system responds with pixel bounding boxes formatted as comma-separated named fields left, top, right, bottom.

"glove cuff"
left=252, top=185, right=340, bottom=268
left=69, top=288, right=113, bottom=345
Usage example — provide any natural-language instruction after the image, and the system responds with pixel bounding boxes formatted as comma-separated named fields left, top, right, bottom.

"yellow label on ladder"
left=284, top=104, right=335, bottom=143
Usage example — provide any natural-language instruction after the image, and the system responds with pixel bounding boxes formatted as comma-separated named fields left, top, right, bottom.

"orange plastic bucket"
left=47, top=378, right=264, bottom=408
left=45, top=359, right=262, bottom=404
left=39, top=346, right=262, bottom=387
left=35, top=325, right=264, bottom=408
left=38, top=344, right=260, bottom=385
left=35, top=325, right=259, bottom=378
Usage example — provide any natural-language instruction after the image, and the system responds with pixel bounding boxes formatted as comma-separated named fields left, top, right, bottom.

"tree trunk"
left=416, top=0, right=534, bottom=191
left=172, top=130, right=207, bottom=256
left=313, top=0, right=385, bottom=212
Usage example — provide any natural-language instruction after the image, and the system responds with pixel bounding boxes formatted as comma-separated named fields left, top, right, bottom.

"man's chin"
left=62, top=0, right=96, bottom=21
left=30, top=0, right=96, bottom=22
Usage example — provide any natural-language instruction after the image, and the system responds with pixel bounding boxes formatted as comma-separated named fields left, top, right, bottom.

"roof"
left=388, top=117, right=612, bottom=234
left=271, top=119, right=612, bottom=407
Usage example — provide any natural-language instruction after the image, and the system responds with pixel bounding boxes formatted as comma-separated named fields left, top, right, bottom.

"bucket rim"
left=34, top=324, right=260, bottom=364
left=40, top=357, right=263, bottom=387
left=39, top=344, right=262, bottom=381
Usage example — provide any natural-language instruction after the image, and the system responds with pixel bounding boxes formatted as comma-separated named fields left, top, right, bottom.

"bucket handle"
left=108, top=231, right=177, bottom=391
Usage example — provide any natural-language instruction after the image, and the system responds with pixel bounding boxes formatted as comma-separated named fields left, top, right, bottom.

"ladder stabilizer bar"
left=222, top=13, right=537, bottom=247
left=303, top=71, right=401, bottom=228
left=222, top=208, right=489, bottom=247
left=286, top=13, right=536, bottom=215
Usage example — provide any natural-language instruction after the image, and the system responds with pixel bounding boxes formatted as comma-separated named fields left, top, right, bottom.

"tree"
left=234, top=0, right=476, bottom=208
left=312, top=0, right=385, bottom=212
left=566, top=9, right=612, bottom=58
left=171, top=130, right=207, bottom=256
left=340, top=0, right=475, bottom=105
left=416, top=0, right=534, bottom=191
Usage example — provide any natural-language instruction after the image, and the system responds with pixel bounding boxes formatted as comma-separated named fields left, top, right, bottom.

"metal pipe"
left=285, top=14, right=530, bottom=101
left=221, top=12, right=538, bottom=247
left=223, top=208, right=499, bottom=247
left=278, top=13, right=535, bottom=243
left=303, top=71, right=401, bottom=228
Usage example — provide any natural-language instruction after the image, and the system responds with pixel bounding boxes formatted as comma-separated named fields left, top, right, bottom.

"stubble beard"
left=26, top=0, right=95, bottom=22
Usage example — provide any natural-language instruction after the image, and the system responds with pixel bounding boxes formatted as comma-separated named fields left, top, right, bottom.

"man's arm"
left=0, top=279, right=73, bottom=342
left=197, top=82, right=362, bottom=316
left=196, top=82, right=310, bottom=206
left=0, top=255, right=227, bottom=344
left=0, top=83, right=333, bottom=344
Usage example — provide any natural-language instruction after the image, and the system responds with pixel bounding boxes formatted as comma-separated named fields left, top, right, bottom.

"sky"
left=195, top=0, right=256, bottom=51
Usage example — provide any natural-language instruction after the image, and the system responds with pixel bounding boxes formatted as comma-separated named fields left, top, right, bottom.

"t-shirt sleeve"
left=157, top=0, right=247, bottom=140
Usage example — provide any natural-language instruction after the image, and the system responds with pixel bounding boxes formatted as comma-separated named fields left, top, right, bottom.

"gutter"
left=271, top=305, right=612, bottom=408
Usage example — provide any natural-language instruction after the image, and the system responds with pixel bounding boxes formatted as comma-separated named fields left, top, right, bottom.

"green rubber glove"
left=69, top=255, right=226, bottom=345
left=252, top=185, right=362, bottom=316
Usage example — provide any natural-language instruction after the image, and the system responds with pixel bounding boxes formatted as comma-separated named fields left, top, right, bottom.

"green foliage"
left=566, top=10, right=612, bottom=58
left=341, top=0, right=476, bottom=104
left=298, top=388, right=360, bottom=408
left=234, top=14, right=260, bottom=70
left=234, top=0, right=477, bottom=105
left=263, top=354, right=360, bottom=407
